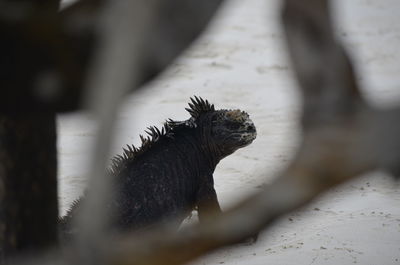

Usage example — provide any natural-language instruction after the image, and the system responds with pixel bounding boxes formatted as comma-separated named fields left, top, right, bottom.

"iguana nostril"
left=247, top=124, right=256, bottom=132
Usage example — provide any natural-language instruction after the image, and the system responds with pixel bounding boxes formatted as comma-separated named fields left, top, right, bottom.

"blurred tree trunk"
left=0, top=113, right=58, bottom=263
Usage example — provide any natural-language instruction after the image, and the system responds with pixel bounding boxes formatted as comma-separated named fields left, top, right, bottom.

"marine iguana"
left=59, top=96, right=256, bottom=239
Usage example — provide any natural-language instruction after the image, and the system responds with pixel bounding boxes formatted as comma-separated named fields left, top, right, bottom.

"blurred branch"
left=74, top=1, right=162, bottom=261
left=282, top=0, right=364, bottom=128
left=73, top=0, right=224, bottom=263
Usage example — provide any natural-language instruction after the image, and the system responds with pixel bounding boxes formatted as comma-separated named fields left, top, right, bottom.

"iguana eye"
left=228, top=122, right=241, bottom=130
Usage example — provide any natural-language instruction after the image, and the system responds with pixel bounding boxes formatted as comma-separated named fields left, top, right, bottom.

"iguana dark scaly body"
left=59, top=97, right=256, bottom=239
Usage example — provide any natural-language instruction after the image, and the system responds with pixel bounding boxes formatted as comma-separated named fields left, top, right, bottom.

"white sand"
left=58, top=0, right=400, bottom=264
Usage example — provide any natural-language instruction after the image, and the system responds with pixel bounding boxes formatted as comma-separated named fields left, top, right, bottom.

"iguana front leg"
left=196, top=184, right=258, bottom=244
left=196, top=183, right=222, bottom=222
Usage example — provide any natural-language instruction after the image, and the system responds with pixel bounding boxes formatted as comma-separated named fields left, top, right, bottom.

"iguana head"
left=211, top=109, right=256, bottom=152
left=185, top=96, right=257, bottom=157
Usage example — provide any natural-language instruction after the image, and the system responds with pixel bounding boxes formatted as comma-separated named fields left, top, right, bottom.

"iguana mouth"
left=238, top=131, right=257, bottom=146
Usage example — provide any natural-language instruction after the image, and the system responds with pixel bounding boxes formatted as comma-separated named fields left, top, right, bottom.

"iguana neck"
left=197, top=125, right=223, bottom=171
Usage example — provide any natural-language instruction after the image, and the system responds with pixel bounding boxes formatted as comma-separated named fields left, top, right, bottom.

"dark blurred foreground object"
left=0, top=113, right=57, bottom=263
